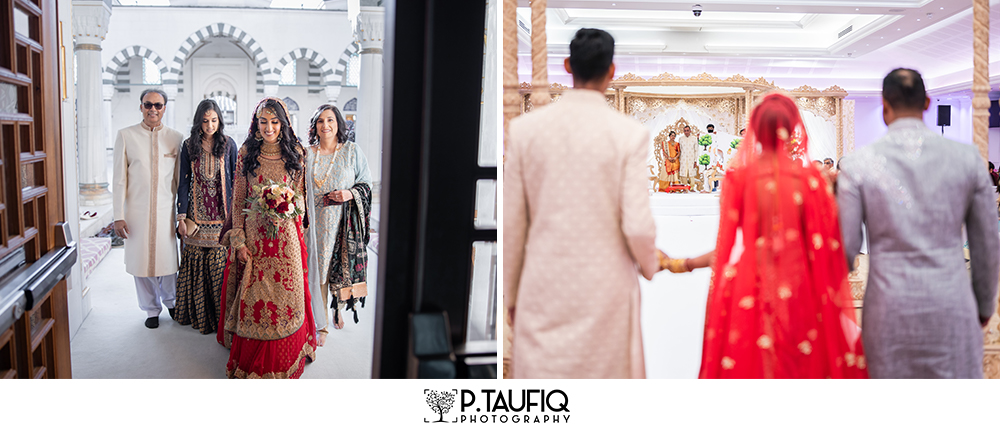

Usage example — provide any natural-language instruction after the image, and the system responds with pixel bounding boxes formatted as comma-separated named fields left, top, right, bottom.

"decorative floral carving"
left=628, top=97, right=736, bottom=134
left=796, top=96, right=838, bottom=122
left=688, top=72, right=720, bottom=81
left=848, top=254, right=868, bottom=301
left=606, top=95, right=617, bottom=110
left=984, top=351, right=1000, bottom=378
left=792, top=85, right=821, bottom=93
left=519, top=82, right=532, bottom=90
left=725, top=74, right=751, bottom=83
left=614, top=72, right=646, bottom=82
left=753, top=77, right=774, bottom=86
left=549, top=82, right=568, bottom=92
left=823, top=85, right=848, bottom=94
left=650, top=72, right=684, bottom=81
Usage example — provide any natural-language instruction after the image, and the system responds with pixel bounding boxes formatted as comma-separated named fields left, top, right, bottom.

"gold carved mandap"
left=519, top=73, right=856, bottom=164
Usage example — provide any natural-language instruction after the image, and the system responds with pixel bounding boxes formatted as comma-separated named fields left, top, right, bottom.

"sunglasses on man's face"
left=143, top=102, right=164, bottom=110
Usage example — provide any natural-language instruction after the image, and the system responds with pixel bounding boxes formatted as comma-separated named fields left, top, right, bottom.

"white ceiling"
left=516, top=0, right=1000, bottom=96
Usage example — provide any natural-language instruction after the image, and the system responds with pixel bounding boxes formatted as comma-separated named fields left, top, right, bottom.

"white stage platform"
left=640, top=192, right=720, bottom=378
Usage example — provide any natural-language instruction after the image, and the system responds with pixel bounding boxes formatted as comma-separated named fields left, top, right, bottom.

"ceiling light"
left=917, top=19, right=920, bottom=21
left=897, top=28, right=900, bottom=31
left=940, top=7, right=944, bottom=9
left=776, top=7, right=780, bottom=9
left=856, top=8, right=859, bottom=11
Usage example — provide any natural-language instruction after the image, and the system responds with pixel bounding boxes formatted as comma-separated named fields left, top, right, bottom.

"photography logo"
left=424, top=389, right=457, bottom=423
left=421, top=389, right=571, bottom=425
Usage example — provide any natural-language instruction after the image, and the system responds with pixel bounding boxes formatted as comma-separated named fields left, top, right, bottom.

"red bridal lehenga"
left=218, top=146, right=317, bottom=379
left=699, top=93, right=867, bottom=379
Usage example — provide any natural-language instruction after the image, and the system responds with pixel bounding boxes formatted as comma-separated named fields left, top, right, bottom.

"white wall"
left=849, top=95, right=994, bottom=164
left=848, top=97, right=887, bottom=151
left=925, top=97, right=974, bottom=146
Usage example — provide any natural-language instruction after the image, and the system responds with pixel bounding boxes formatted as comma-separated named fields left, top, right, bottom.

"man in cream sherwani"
left=505, top=28, right=665, bottom=378
left=113, top=89, right=184, bottom=329
left=677, top=125, right=698, bottom=187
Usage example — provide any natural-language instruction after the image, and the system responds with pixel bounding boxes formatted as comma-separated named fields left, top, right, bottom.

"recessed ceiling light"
left=612, top=2, right=616, bottom=5
left=917, top=19, right=920, bottom=21
left=897, top=28, right=901, bottom=30
left=941, top=7, right=944, bottom=9
left=856, top=8, right=859, bottom=11
left=776, top=7, right=780, bottom=9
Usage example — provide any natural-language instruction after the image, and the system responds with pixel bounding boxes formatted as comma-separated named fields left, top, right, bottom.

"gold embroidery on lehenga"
left=227, top=340, right=316, bottom=379
left=778, top=284, right=792, bottom=300
left=812, top=233, right=824, bottom=250
left=857, top=355, right=866, bottom=369
left=227, top=147, right=308, bottom=341
left=738, top=296, right=754, bottom=310
left=845, top=352, right=856, bottom=367
left=807, top=329, right=818, bottom=341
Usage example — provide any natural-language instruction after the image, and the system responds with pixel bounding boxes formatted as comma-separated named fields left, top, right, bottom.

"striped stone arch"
left=167, top=22, right=276, bottom=86
left=331, top=41, right=360, bottom=86
left=273, top=48, right=336, bottom=85
left=102, top=45, right=168, bottom=87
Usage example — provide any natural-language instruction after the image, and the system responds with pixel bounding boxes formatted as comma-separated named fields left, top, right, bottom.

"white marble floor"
left=70, top=242, right=378, bottom=379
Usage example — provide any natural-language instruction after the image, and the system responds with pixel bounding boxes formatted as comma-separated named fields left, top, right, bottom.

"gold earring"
left=255, top=131, right=263, bottom=141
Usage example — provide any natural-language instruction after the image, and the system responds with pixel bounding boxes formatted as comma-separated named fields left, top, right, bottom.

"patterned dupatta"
left=328, top=182, right=372, bottom=325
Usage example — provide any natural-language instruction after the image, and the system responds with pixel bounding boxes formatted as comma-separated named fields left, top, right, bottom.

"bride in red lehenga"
left=217, top=97, right=317, bottom=378
left=666, top=92, right=867, bottom=378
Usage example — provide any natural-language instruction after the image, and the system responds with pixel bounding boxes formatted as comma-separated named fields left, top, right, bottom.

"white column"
left=73, top=0, right=112, bottom=206
left=163, top=84, right=178, bottom=130
left=355, top=6, right=385, bottom=194
left=324, top=85, right=342, bottom=105
left=102, top=84, right=113, bottom=163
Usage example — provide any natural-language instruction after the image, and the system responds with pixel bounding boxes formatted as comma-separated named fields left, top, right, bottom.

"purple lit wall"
left=848, top=95, right=999, bottom=165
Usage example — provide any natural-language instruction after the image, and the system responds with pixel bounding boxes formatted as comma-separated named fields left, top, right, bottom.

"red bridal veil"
left=699, top=92, right=867, bottom=379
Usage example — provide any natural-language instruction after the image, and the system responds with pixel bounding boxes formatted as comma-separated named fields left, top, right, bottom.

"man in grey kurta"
left=838, top=68, right=999, bottom=378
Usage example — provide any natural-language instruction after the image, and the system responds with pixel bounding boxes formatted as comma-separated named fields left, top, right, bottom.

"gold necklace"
left=261, top=142, right=281, bottom=157
left=312, top=146, right=340, bottom=191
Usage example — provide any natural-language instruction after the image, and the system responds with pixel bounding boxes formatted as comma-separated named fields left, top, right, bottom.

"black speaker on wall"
left=937, top=105, right=951, bottom=127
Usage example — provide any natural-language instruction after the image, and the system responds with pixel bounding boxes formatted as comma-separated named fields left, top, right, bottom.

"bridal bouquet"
left=245, top=179, right=305, bottom=239
left=698, top=134, right=713, bottom=149
left=730, top=138, right=741, bottom=149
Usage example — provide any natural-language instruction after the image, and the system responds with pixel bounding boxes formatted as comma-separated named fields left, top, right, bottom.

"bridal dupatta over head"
left=699, top=92, right=867, bottom=378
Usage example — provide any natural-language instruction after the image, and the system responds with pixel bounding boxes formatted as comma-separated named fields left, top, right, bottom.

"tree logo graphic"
left=424, top=389, right=457, bottom=423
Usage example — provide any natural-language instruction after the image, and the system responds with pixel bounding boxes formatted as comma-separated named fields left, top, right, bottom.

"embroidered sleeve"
left=230, top=147, right=249, bottom=248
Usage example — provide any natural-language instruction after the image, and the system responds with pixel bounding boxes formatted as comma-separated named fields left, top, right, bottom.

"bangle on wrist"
left=667, top=258, right=691, bottom=273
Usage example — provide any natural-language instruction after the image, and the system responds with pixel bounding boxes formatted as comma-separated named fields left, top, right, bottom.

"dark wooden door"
left=0, top=0, right=72, bottom=379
